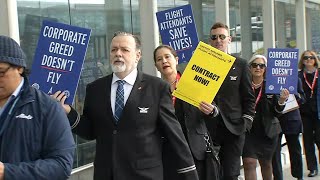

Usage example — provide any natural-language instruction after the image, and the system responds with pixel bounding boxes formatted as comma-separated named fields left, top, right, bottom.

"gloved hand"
left=244, top=118, right=253, bottom=132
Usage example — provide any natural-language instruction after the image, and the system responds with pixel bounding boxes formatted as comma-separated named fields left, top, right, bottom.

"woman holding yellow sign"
left=153, top=45, right=219, bottom=180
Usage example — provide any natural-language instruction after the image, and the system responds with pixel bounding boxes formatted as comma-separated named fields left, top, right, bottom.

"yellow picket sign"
left=172, top=41, right=236, bottom=107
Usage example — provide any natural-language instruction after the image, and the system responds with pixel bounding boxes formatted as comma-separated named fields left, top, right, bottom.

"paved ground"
left=239, top=136, right=320, bottom=180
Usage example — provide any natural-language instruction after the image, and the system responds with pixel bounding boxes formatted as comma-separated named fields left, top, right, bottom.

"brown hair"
left=153, top=45, right=178, bottom=63
left=210, top=22, right=229, bottom=32
left=298, top=50, right=319, bottom=69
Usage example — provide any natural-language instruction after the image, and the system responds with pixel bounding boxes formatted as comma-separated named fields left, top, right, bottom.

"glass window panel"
left=17, top=0, right=139, bottom=168
left=200, top=0, right=215, bottom=42
left=233, top=0, right=264, bottom=59
left=308, top=2, right=320, bottom=55
left=229, top=0, right=241, bottom=56
left=17, top=1, right=69, bottom=68
left=275, top=0, right=296, bottom=49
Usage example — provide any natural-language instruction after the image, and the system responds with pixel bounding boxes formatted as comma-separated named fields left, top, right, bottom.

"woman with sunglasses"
left=298, top=50, right=320, bottom=177
left=242, top=54, right=289, bottom=180
left=153, top=45, right=219, bottom=180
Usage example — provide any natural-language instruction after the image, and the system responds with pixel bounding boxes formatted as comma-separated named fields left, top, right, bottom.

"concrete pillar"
left=306, top=7, right=312, bottom=50
left=215, top=0, right=229, bottom=27
left=0, top=0, right=20, bottom=43
left=275, top=2, right=286, bottom=48
left=239, top=0, right=252, bottom=60
left=263, top=0, right=276, bottom=55
left=296, top=0, right=307, bottom=52
left=215, top=0, right=230, bottom=54
left=139, top=0, right=160, bottom=77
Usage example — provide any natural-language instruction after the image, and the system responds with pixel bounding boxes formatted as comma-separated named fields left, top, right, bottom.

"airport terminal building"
left=1, top=0, right=320, bottom=178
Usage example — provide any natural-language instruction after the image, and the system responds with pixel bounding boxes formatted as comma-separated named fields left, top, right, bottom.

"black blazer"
left=214, top=57, right=256, bottom=135
left=255, top=83, right=283, bottom=139
left=278, top=78, right=305, bottom=134
left=68, top=71, right=198, bottom=180
left=298, top=69, right=319, bottom=115
left=175, top=99, right=213, bottom=161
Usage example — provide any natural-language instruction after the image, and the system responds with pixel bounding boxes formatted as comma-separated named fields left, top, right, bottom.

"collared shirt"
left=0, top=78, right=24, bottom=117
left=110, top=69, right=138, bottom=115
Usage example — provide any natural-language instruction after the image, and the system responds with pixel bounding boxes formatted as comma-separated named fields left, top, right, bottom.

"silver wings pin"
left=138, top=107, right=149, bottom=113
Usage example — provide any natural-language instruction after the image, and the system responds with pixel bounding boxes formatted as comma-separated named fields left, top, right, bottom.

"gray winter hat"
left=0, top=35, right=27, bottom=68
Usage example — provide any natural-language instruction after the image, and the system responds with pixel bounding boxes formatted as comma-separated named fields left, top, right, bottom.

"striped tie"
left=114, top=80, right=125, bottom=122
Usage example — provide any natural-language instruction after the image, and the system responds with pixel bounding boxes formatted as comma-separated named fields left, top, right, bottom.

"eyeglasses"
left=210, top=34, right=228, bottom=40
left=251, top=63, right=266, bottom=69
left=303, top=56, right=316, bottom=60
left=0, top=66, right=11, bottom=77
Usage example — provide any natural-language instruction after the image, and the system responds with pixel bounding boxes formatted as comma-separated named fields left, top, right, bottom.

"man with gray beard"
left=53, top=31, right=198, bottom=180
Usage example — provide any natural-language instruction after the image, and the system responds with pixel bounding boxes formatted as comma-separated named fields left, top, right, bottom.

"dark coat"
left=214, top=57, right=256, bottom=135
left=298, top=69, right=320, bottom=119
left=163, top=99, right=214, bottom=180
left=254, top=82, right=284, bottom=139
left=0, top=79, right=75, bottom=180
left=278, top=78, right=305, bottom=134
left=68, top=71, right=198, bottom=180
left=175, top=99, right=212, bottom=161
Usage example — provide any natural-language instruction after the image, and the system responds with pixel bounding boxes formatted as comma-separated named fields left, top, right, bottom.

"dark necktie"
left=114, top=80, right=125, bottom=122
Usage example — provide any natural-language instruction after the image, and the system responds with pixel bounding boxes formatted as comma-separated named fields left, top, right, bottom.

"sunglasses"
left=303, top=56, right=316, bottom=60
left=210, top=34, right=228, bottom=40
left=251, top=63, right=266, bottom=68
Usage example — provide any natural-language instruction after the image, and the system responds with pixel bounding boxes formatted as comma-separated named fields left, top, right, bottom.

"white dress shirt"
left=110, top=69, right=138, bottom=115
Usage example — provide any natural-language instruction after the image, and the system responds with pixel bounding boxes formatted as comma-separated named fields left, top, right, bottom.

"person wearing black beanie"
left=0, top=35, right=75, bottom=180
left=0, top=35, right=30, bottom=77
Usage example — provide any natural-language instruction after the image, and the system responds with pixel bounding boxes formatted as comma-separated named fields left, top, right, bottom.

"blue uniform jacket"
left=278, top=78, right=305, bottom=134
left=0, top=80, right=75, bottom=180
left=298, top=69, right=320, bottom=120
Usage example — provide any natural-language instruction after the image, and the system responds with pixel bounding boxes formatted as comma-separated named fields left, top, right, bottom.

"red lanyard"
left=252, top=83, right=263, bottom=110
left=303, top=70, right=318, bottom=98
left=172, top=73, right=181, bottom=106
